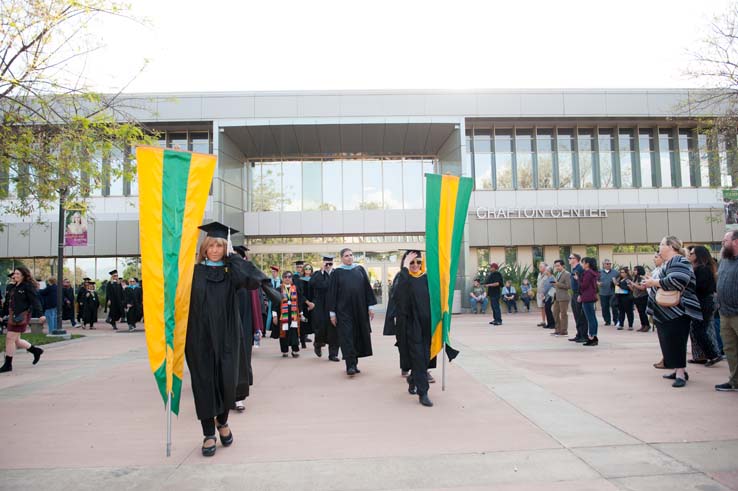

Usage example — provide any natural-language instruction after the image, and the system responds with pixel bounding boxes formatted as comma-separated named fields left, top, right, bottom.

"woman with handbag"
left=0, top=266, right=46, bottom=373
left=643, top=236, right=703, bottom=388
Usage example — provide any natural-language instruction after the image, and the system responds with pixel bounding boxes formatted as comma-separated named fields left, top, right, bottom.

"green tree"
left=0, top=0, right=153, bottom=221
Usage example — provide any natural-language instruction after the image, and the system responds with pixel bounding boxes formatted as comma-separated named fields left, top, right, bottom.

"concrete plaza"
left=0, top=310, right=736, bottom=490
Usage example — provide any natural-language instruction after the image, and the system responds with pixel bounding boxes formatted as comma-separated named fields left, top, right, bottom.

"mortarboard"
left=233, top=245, right=249, bottom=258
left=322, top=255, right=334, bottom=262
left=293, top=260, right=305, bottom=266
left=198, top=221, right=240, bottom=239
left=82, top=277, right=91, bottom=282
left=109, top=270, right=118, bottom=276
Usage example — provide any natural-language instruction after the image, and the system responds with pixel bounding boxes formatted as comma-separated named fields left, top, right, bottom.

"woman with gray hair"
left=536, top=263, right=548, bottom=327
left=643, top=236, right=703, bottom=388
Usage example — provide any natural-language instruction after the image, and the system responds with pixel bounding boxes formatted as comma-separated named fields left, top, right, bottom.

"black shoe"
left=704, top=356, right=723, bottom=367
left=604, top=322, right=611, bottom=326
left=568, top=337, right=580, bottom=342
left=672, top=378, right=687, bottom=388
left=408, top=385, right=417, bottom=395
left=202, top=436, right=217, bottom=457
left=291, top=351, right=299, bottom=358
left=715, top=382, right=738, bottom=392
left=663, top=372, right=689, bottom=381
left=217, top=424, right=233, bottom=446
left=688, top=359, right=707, bottom=364
left=419, top=394, right=434, bottom=407
left=543, top=325, right=555, bottom=329
left=583, top=337, right=598, bottom=346
left=489, top=321, right=496, bottom=325
left=305, top=338, right=312, bottom=343
left=347, top=367, right=357, bottom=376
left=329, top=356, right=340, bottom=362
left=27, top=346, right=43, bottom=365
left=0, top=355, right=12, bottom=373
left=301, top=343, right=307, bottom=349
left=354, top=367, right=361, bottom=373
left=314, top=345, right=322, bottom=357
left=282, top=353, right=288, bottom=358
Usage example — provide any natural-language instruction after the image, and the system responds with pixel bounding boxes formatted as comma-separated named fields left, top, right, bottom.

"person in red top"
left=577, top=257, right=601, bottom=346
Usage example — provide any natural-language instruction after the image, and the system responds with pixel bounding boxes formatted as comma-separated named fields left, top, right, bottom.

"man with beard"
left=716, top=230, right=738, bottom=392
left=105, top=270, right=125, bottom=330
left=327, top=248, right=376, bottom=376
left=311, top=256, right=340, bottom=362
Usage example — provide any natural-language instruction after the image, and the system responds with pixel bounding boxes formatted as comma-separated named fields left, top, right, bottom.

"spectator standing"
left=469, top=278, right=488, bottom=314
left=615, top=268, right=635, bottom=330
left=628, top=266, right=651, bottom=331
left=569, top=254, right=587, bottom=342
left=552, top=260, right=571, bottom=336
left=502, top=280, right=518, bottom=313
left=579, top=258, right=600, bottom=346
left=598, top=259, right=619, bottom=326
left=536, top=263, right=548, bottom=327
left=716, top=230, right=738, bottom=392
left=484, top=263, right=504, bottom=326
left=540, top=267, right=556, bottom=330
left=40, top=277, right=58, bottom=334
left=687, top=246, right=722, bottom=366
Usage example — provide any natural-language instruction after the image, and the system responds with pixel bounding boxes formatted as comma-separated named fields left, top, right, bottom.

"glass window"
left=403, top=159, right=423, bottom=209
left=108, top=147, right=124, bottom=196
left=302, top=161, right=322, bottom=211
left=477, top=248, right=490, bottom=275
left=658, top=129, right=674, bottom=187
left=191, top=132, right=209, bottom=154
left=168, top=133, right=187, bottom=151
left=495, top=130, right=513, bottom=189
left=282, top=161, right=302, bottom=211
left=127, top=145, right=138, bottom=196
left=422, top=159, right=434, bottom=205
left=536, top=129, right=554, bottom=189
left=362, top=160, right=382, bottom=209
left=504, top=247, right=518, bottom=265
left=619, top=129, right=635, bottom=188
left=557, top=129, right=574, bottom=188
left=719, top=135, right=733, bottom=187
left=598, top=129, right=615, bottom=188
left=322, top=160, right=342, bottom=211
left=678, top=129, right=696, bottom=187
left=252, top=161, right=282, bottom=211
left=698, top=134, right=711, bottom=187
left=343, top=160, right=362, bottom=210
left=559, top=246, right=572, bottom=270
left=473, top=128, right=491, bottom=153
left=383, top=160, right=403, bottom=209
left=639, top=129, right=655, bottom=187
left=90, top=152, right=104, bottom=196
left=532, top=246, right=544, bottom=269
left=516, top=129, right=533, bottom=189
left=578, top=129, right=594, bottom=188
left=474, top=152, right=493, bottom=190
left=585, top=245, right=599, bottom=262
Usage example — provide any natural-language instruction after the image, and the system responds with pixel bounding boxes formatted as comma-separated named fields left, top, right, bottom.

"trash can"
left=452, top=290, right=462, bottom=314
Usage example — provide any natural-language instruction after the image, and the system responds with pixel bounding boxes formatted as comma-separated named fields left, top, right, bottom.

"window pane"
left=504, top=247, right=518, bottom=265
left=698, top=134, right=711, bottom=187
left=383, top=160, right=403, bottom=209
left=322, top=160, right=342, bottom=211
left=639, top=130, right=654, bottom=187
left=191, top=132, right=209, bottom=154
left=422, top=159, right=434, bottom=205
left=678, top=129, right=697, bottom=187
left=253, top=162, right=282, bottom=211
left=343, top=160, right=362, bottom=210
left=557, top=129, right=574, bottom=188
left=474, top=153, right=493, bottom=190
left=619, top=129, right=635, bottom=188
left=361, top=160, right=382, bottom=209
left=403, top=159, right=423, bottom=209
left=302, top=161, right=322, bottom=211
left=91, top=152, right=104, bottom=196
left=719, top=135, right=733, bottom=187
left=128, top=145, right=138, bottom=196
left=578, top=129, right=594, bottom=188
left=473, top=129, right=491, bottom=153
left=598, top=129, right=614, bottom=188
left=659, top=129, right=674, bottom=187
left=109, top=147, right=124, bottom=196
left=168, top=133, right=187, bottom=151
left=516, top=130, right=533, bottom=189
left=282, top=161, right=301, bottom=211
left=537, top=129, right=554, bottom=189
left=495, top=129, right=513, bottom=189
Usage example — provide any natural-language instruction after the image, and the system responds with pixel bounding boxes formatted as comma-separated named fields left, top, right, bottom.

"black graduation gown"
left=81, top=290, right=99, bottom=325
left=76, top=285, right=86, bottom=321
left=326, top=265, right=376, bottom=362
left=106, top=281, right=124, bottom=322
left=124, top=286, right=143, bottom=325
left=383, top=274, right=411, bottom=372
left=311, top=270, right=338, bottom=347
left=185, top=255, right=273, bottom=421
left=298, top=276, right=314, bottom=335
left=237, top=286, right=254, bottom=389
left=62, top=286, right=76, bottom=321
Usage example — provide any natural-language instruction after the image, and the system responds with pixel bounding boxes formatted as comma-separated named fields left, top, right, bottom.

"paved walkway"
left=1, top=310, right=736, bottom=490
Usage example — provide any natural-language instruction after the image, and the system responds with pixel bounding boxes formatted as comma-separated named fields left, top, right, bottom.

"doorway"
left=364, top=262, right=401, bottom=312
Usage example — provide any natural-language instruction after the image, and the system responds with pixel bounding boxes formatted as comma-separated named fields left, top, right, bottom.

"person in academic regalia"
left=80, top=280, right=100, bottom=329
left=264, top=266, right=281, bottom=337
left=124, top=277, right=143, bottom=331
left=232, top=245, right=255, bottom=412
left=186, top=222, right=280, bottom=457
left=105, top=270, right=125, bottom=330
left=312, top=256, right=341, bottom=361
left=390, top=250, right=436, bottom=407
left=384, top=273, right=411, bottom=378
left=298, top=263, right=316, bottom=349
left=61, top=279, right=77, bottom=328
left=271, top=270, right=302, bottom=357
left=327, top=247, right=376, bottom=376
left=76, top=278, right=89, bottom=324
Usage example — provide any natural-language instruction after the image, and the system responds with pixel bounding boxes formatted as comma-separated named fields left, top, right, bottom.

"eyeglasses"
left=568, top=256, right=575, bottom=259
left=410, top=260, right=423, bottom=266
left=284, top=274, right=292, bottom=278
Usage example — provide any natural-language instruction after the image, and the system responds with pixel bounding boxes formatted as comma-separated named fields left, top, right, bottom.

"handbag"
left=12, top=311, right=27, bottom=324
left=655, top=289, right=681, bottom=308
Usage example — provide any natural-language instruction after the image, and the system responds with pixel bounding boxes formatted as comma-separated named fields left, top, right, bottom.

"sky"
left=80, top=0, right=734, bottom=93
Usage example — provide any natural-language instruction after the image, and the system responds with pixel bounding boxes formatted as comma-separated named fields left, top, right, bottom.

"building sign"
left=475, top=207, right=608, bottom=219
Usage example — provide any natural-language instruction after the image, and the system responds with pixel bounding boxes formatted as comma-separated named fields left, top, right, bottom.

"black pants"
left=617, top=295, right=634, bottom=327
left=200, top=410, right=229, bottom=436
left=656, top=315, right=691, bottom=369
left=571, top=295, right=587, bottom=339
left=544, top=297, right=555, bottom=328
left=279, top=328, right=300, bottom=353
left=634, top=295, right=649, bottom=328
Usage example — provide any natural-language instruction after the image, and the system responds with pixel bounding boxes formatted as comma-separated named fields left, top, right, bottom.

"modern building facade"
left=0, top=89, right=730, bottom=309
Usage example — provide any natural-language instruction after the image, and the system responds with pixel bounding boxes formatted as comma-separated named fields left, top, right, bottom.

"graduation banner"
left=137, top=146, right=216, bottom=416
left=425, top=173, right=473, bottom=361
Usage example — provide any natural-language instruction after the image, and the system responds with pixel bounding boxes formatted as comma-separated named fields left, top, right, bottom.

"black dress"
left=124, top=286, right=143, bottom=326
left=326, top=265, right=376, bottom=368
left=81, top=290, right=99, bottom=327
left=185, top=254, right=266, bottom=422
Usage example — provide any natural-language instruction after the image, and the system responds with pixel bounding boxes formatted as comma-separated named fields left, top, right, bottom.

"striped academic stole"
left=280, top=284, right=300, bottom=330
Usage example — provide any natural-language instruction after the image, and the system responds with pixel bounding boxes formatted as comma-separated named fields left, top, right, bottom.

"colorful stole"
left=279, top=283, right=300, bottom=338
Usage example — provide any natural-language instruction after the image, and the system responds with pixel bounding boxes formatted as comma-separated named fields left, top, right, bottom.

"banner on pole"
left=64, top=208, right=88, bottom=246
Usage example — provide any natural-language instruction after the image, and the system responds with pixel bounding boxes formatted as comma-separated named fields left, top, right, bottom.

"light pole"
left=54, top=187, right=67, bottom=335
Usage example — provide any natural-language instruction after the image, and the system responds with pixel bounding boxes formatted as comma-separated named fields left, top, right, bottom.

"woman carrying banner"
left=186, top=222, right=279, bottom=457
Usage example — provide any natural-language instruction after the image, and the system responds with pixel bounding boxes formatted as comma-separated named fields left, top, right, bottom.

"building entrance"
left=364, top=262, right=400, bottom=312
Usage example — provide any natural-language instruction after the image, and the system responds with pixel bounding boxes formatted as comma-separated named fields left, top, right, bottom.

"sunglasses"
left=410, top=260, right=423, bottom=266
left=325, top=262, right=333, bottom=266
left=284, top=274, right=292, bottom=278
left=568, top=256, right=575, bottom=259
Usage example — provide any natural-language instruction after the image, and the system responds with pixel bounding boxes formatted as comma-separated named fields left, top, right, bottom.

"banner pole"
left=442, top=342, right=446, bottom=391
left=166, top=391, right=172, bottom=457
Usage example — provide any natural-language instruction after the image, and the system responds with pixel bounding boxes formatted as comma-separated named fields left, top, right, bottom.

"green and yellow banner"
left=426, top=173, right=473, bottom=360
left=137, top=147, right=216, bottom=414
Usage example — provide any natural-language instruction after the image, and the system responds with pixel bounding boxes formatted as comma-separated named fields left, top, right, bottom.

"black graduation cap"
left=293, top=260, right=305, bottom=266
left=322, top=255, right=334, bottom=262
left=109, top=270, right=118, bottom=276
left=401, top=248, right=425, bottom=256
left=82, top=277, right=91, bottom=282
left=198, top=221, right=239, bottom=239
left=233, top=245, right=249, bottom=258
left=130, top=277, right=139, bottom=282
left=87, top=280, right=97, bottom=285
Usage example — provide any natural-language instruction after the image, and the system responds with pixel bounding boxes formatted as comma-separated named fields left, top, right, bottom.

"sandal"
left=217, top=423, right=233, bottom=446
left=202, top=436, right=217, bottom=457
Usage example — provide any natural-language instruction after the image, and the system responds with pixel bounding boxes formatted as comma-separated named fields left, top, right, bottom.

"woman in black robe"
left=327, top=247, right=376, bottom=376
left=185, top=222, right=278, bottom=457
left=80, top=281, right=99, bottom=329
left=124, top=277, right=143, bottom=331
